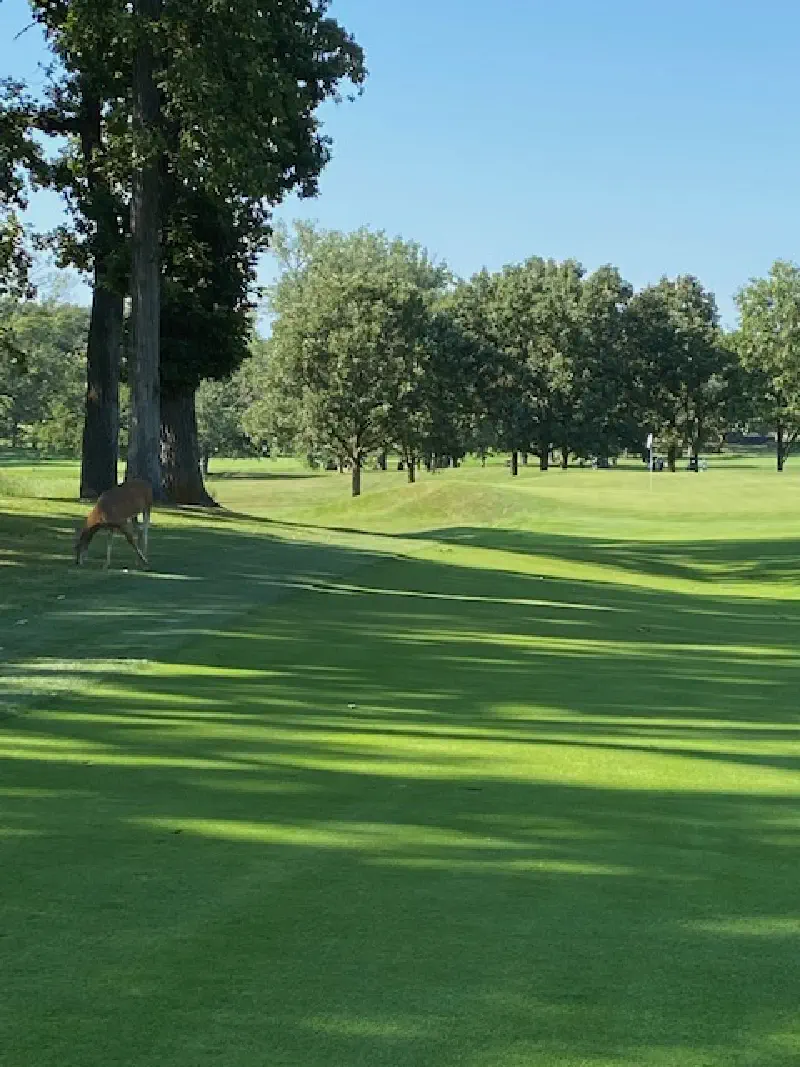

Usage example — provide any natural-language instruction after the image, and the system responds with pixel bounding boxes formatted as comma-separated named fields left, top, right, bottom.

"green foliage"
left=196, top=373, right=251, bottom=462
left=0, top=299, right=88, bottom=453
left=160, top=185, right=261, bottom=396
left=626, top=275, right=732, bottom=463
left=263, top=224, right=452, bottom=480
left=735, top=260, right=800, bottom=466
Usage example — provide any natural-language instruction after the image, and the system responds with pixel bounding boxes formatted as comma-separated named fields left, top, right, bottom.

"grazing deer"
left=74, top=479, right=153, bottom=568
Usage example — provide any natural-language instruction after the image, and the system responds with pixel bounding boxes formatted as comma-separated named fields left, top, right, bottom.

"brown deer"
left=74, top=479, right=153, bottom=568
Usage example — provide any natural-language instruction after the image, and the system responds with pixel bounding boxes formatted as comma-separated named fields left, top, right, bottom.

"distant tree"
left=568, top=265, right=636, bottom=465
left=240, top=338, right=307, bottom=456
left=735, top=260, right=800, bottom=471
left=196, top=374, right=251, bottom=474
left=466, top=257, right=584, bottom=472
left=265, top=224, right=450, bottom=495
left=627, top=276, right=727, bottom=470
left=0, top=300, right=89, bottom=450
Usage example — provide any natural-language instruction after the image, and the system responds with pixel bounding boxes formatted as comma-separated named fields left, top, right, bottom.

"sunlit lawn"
left=2, top=450, right=800, bottom=1066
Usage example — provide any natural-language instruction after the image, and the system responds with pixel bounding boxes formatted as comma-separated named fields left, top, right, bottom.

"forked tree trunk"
left=80, top=277, right=122, bottom=499
left=126, top=0, right=163, bottom=496
left=160, top=386, right=217, bottom=505
left=351, top=454, right=362, bottom=497
left=511, top=450, right=519, bottom=476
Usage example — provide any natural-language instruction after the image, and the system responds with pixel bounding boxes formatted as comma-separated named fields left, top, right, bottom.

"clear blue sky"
left=3, top=0, right=800, bottom=325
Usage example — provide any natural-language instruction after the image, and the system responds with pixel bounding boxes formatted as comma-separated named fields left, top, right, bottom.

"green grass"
left=3, top=452, right=800, bottom=1066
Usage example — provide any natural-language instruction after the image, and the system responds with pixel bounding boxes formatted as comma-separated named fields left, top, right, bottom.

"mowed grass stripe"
left=2, top=455, right=800, bottom=1065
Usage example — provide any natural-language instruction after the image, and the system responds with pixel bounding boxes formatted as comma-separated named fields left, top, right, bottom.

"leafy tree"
left=266, top=224, right=450, bottom=495
left=735, top=260, right=800, bottom=471
left=627, top=276, right=726, bottom=470
left=196, top=373, right=251, bottom=473
left=20, top=0, right=366, bottom=498
left=0, top=299, right=89, bottom=450
left=158, top=183, right=261, bottom=503
left=566, top=265, right=635, bottom=464
left=240, top=338, right=307, bottom=456
left=456, top=258, right=584, bottom=472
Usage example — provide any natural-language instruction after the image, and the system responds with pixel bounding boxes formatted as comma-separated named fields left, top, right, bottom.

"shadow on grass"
left=412, top=525, right=800, bottom=588
left=205, top=469, right=325, bottom=482
left=3, top=515, right=800, bottom=1064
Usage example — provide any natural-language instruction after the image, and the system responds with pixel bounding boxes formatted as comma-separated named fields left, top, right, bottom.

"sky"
left=3, top=0, right=800, bottom=325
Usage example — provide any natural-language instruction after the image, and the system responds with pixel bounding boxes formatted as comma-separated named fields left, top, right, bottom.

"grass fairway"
left=2, top=454, right=800, bottom=1066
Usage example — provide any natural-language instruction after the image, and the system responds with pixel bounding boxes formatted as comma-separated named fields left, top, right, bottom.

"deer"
left=74, top=479, right=153, bottom=569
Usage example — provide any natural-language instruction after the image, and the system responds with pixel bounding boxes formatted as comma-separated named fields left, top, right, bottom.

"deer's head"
left=73, top=523, right=88, bottom=565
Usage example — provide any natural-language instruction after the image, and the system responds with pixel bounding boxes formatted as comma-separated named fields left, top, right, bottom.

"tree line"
left=2, top=4, right=799, bottom=500
left=4, top=222, right=800, bottom=496
left=0, top=0, right=365, bottom=502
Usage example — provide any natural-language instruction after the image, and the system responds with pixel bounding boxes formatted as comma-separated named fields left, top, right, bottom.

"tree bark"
left=80, top=277, right=122, bottom=499
left=521, top=452, right=528, bottom=466
left=667, top=443, right=678, bottom=472
left=201, top=451, right=210, bottom=476
left=561, top=446, right=569, bottom=469
left=160, top=386, right=217, bottom=505
left=378, top=450, right=387, bottom=471
left=539, top=448, right=549, bottom=471
left=777, top=425, right=785, bottom=472
left=126, top=0, right=163, bottom=496
left=351, top=454, right=362, bottom=497
left=406, top=455, right=416, bottom=483
left=510, top=450, right=518, bottom=476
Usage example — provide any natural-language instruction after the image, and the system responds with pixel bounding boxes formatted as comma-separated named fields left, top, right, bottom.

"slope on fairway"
left=2, top=458, right=800, bottom=1066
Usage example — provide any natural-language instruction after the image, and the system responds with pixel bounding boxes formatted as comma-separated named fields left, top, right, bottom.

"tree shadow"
left=412, top=525, right=800, bottom=588
left=4, top=523, right=800, bottom=1064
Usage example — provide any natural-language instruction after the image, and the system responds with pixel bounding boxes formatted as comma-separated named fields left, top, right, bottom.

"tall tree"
left=736, top=260, right=800, bottom=471
left=627, top=276, right=725, bottom=470
left=24, top=0, right=366, bottom=497
left=159, top=184, right=261, bottom=503
left=266, top=224, right=447, bottom=495
left=127, top=0, right=163, bottom=492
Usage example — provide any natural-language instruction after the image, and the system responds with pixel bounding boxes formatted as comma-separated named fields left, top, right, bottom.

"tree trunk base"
left=160, top=387, right=218, bottom=505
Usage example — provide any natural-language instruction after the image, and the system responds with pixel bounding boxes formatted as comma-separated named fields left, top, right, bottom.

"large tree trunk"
left=510, top=450, right=519, bottom=476
left=406, top=455, right=416, bottom=483
left=378, top=450, right=387, bottom=471
left=667, top=443, right=678, bottom=472
left=561, top=445, right=569, bottom=469
left=351, top=454, right=362, bottom=497
left=160, top=386, right=217, bottom=505
left=126, top=0, right=163, bottom=496
left=777, top=425, right=785, bottom=472
left=539, top=448, right=549, bottom=471
left=80, top=276, right=122, bottom=499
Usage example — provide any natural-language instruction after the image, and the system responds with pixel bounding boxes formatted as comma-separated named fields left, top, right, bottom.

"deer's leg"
left=105, top=529, right=114, bottom=569
left=121, top=520, right=148, bottom=567
left=141, top=507, right=150, bottom=559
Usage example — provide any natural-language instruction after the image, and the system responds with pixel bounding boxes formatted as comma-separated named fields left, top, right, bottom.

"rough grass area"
left=2, top=452, right=800, bottom=1066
